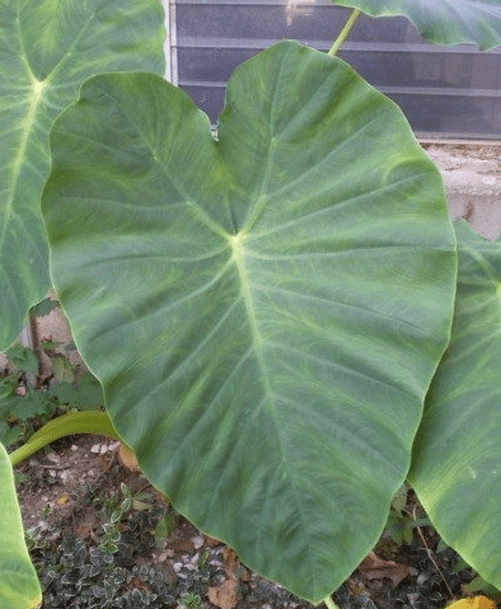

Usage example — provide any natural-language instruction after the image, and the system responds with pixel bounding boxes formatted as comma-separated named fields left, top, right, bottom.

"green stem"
left=327, top=8, right=362, bottom=57
left=324, top=596, right=340, bottom=609
left=9, top=410, right=120, bottom=467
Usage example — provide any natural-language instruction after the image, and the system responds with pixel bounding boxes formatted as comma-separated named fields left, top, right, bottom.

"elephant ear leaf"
left=42, top=41, right=457, bottom=603
left=329, top=0, right=501, bottom=51
left=0, top=0, right=165, bottom=350
left=0, top=443, right=42, bottom=609
left=409, top=220, right=501, bottom=591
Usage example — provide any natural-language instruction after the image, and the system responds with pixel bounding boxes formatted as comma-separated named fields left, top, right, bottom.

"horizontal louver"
left=165, top=0, right=501, bottom=139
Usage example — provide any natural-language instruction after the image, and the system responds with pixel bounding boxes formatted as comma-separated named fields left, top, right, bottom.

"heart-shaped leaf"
left=409, top=220, right=501, bottom=591
left=42, top=41, right=457, bottom=602
left=0, top=0, right=165, bottom=350
left=329, top=1, right=501, bottom=51
left=0, top=443, right=42, bottom=609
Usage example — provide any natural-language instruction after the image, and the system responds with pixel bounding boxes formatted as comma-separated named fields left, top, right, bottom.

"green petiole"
left=327, top=8, right=362, bottom=57
left=324, top=595, right=340, bottom=609
left=9, top=410, right=121, bottom=467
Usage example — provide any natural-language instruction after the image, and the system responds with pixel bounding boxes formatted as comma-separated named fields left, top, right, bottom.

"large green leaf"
left=0, top=443, right=42, bottom=608
left=329, top=0, right=501, bottom=51
left=409, top=220, right=501, bottom=590
left=42, top=41, right=457, bottom=602
left=0, top=0, right=165, bottom=351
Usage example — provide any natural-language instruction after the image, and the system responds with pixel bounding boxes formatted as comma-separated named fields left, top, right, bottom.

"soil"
left=13, top=432, right=484, bottom=609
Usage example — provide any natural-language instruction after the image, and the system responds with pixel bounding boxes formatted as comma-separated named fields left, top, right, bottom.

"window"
left=163, top=0, right=501, bottom=139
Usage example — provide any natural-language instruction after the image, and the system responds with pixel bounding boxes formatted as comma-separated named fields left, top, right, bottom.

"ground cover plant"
left=2, top=0, right=501, bottom=607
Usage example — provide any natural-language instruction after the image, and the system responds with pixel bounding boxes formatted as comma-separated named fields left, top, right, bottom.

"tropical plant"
left=2, top=1, right=501, bottom=608
left=0, top=0, right=165, bottom=605
left=0, top=0, right=166, bottom=352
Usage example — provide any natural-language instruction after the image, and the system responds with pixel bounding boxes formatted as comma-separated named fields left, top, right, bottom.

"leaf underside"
left=42, top=41, right=457, bottom=602
left=329, top=0, right=501, bottom=51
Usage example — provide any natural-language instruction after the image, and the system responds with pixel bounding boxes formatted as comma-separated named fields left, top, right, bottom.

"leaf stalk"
left=8, top=410, right=120, bottom=466
left=327, top=9, right=362, bottom=57
left=324, top=596, right=340, bottom=609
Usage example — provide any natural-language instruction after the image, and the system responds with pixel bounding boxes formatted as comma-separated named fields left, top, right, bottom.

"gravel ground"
left=13, top=434, right=497, bottom=609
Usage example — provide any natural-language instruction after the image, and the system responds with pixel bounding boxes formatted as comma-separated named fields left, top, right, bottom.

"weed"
left=383, top=484, right=430, bottom=546
left=178, top=591, right=201, bottom=609
left=153, top=511, right=177, bottom=547
left=1, top=337, right=104, bottom=450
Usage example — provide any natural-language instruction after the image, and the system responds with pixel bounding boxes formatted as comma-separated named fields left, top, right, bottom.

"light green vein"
left=229, top=232, right=270, bottom=392
left=0, top=77, right=46, bottom=250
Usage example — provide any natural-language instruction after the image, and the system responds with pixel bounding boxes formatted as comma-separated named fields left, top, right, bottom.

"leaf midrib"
left=229, top=232, right=318, bottom=587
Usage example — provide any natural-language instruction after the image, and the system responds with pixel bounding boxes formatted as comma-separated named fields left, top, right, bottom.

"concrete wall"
left=426, top=142, right=501, bottom=241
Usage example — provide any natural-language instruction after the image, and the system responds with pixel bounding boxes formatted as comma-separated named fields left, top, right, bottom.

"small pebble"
left=71, top=445, right=78, bottom=451
left=172, top=562, right=183, bottom=573
left=416, top=573, right=429, bottom=585
left=192, top=535, right=204, bottom=549
left=99, top=444, right=108, bottom=455
left=46, top=453, right=60, bottom=464
left=60, top=470, right=71, bottom=483
left=90, top=444, right=100, bottom=454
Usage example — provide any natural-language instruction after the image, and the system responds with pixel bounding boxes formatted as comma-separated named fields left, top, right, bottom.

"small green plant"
left=0, top=338, right=104, bottom=450
left=153, top=511, right=177, bottom=548
left=24, top=525, right=49, bottom=554
left=178, top=592, right=201, bottom=609
left=96, top=484, right=141, bottom=554
left=383, top=484, right=430, bottom=546
left=0, top=344, right=45, bottom=446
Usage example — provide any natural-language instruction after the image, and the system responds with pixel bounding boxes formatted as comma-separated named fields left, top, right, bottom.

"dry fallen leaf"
left=445, top=596, right=496, bottom=609
left=358, top=551, right=412, bottom=587
left=222, top=547, right=239, bottom=577
left=207, top=578, right=238, bottom=609
left=117, top=442, right=140, bottom=471
left=204, top=534, right=221, bottom=547
left=206, top=547, right=240, bottom=609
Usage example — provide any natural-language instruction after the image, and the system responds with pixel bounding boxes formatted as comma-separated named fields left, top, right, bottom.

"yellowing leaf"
left=118, top=443, right=140, bottom=472
left=446, top=596, right=496, bottom=609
